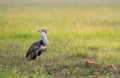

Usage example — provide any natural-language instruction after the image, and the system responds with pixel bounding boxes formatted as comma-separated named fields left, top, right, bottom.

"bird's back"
left=26, top=41, right=41, bottom=60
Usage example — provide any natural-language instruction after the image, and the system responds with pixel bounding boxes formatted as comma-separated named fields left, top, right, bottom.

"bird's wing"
left=26, top=41, right=41, bottom=57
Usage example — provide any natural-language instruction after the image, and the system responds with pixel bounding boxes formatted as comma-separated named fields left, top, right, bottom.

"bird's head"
left=38, top=29, right=47, bottom=33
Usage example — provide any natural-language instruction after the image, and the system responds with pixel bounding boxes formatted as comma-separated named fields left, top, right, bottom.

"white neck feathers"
left=40, top=32, right=49, bottom=46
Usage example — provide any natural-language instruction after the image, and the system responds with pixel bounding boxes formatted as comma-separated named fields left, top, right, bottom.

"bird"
left=26, top=29, right=49, bottom=61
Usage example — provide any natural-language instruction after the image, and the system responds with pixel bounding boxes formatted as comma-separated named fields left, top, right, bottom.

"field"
left=0, top=3, right=120, bottom=78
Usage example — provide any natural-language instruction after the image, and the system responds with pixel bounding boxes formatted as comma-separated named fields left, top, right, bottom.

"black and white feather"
left=26, top=29, right=49, bottom=61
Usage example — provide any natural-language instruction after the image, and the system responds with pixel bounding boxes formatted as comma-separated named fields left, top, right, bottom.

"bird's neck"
left=40, top=32, right=49, bottom=46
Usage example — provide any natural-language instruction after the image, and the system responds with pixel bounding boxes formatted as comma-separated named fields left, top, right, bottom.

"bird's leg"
left=36, top=50, right=39, bottom=58
left=27, top=55, right=31, bottom=61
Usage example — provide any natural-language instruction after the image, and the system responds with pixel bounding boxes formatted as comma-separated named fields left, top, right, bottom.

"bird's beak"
left=38, top=30, right=40, bottom=32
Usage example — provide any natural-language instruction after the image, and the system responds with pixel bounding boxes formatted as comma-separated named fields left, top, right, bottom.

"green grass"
left=0, top=73, right=52, bottom=78
left=0, top=3, right=120, bottom=77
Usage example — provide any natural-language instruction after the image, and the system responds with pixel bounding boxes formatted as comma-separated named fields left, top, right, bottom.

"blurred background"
left=0, top=0, right=120, bottom=78
left=0, top=0, right=120, bottom=4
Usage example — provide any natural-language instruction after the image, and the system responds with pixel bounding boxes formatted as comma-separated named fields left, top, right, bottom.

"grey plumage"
left=26, top=29, right=49, bottom=61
